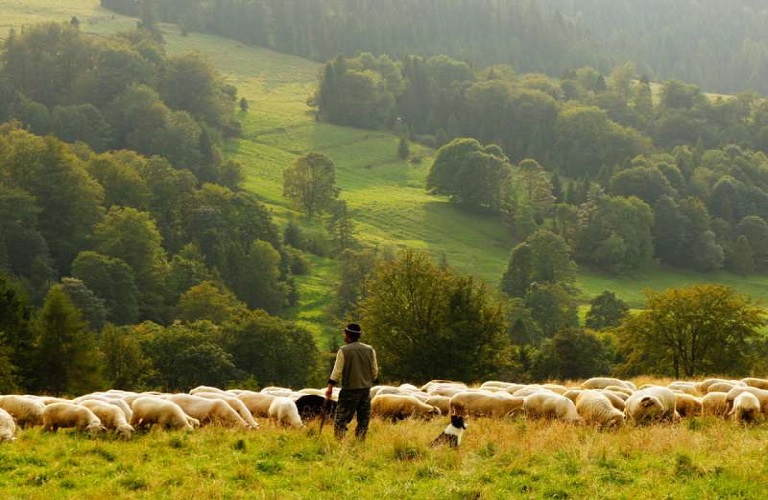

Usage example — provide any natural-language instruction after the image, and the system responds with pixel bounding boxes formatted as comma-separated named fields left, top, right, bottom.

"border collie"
left=430, top=414, right=467, bottom=448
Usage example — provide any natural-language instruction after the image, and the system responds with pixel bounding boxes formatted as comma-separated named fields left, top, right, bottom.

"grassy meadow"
left=2, top=413, right=768, bottom=499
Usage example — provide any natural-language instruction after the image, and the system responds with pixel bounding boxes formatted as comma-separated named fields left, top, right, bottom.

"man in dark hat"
left=325, top=323, right=378, bottom=441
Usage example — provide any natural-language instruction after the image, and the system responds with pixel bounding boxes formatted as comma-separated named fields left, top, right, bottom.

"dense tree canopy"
left=616, top=284, right=766, bottom=378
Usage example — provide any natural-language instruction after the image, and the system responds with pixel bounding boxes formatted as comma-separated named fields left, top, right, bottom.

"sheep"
left=0, top=395, right=45, bottom=428
left=261, top=386, right=294, bottom=397
left=694, top=378, right=742, bottom=394
left=78, top=399, right=134, bottom=438
left=581, top=377, right=635, bottom=391
left=729, top=392, right=762, bottom=424
left=511, top=385, right=549, bottom=398
left=42, top=403, right=105, bottom=435
left=724, top=386, right=768, bottom=416
left=72, top=394, right=134, bottom=421
left=701, top=392, right=729, bottom=418
left=424, top=383, right=470, bottom=398
left=667, top=381, right=700, bottom=396
left=741, top=377, right=768, bottom=390
left=371, top=394, right=441, bottom=422
left=0, top=408, right=16, bottom=442
left=523, top=392, right=582, bottom=423
left=575, top=390, right=625, bottom=428
left=624, top=386, right=679, bottom=424
left=268, top=396, right=304, bottom=428
left=189, top=385, right=228, bottom=395
left=236, top=390, right=276, bottom=418
left=674, top=393, right=703, bottom=418
left=598, top=390, right=627, bottom=412
left=706, top=382, right=740, bottom=394
left=449, top=391, right=524, bottom=418
left=420, top=380, right=468, bottom=393
left=130, top=397, right=198, bottom=431
left=162, top=394, right=249, bottom=429
left=189, top=392, right=260, bottom=429
left=424, top=395, right=452, bottom=416
left=478, top=381, right=516, bottom=391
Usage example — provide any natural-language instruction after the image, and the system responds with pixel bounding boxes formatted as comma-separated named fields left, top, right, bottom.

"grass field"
left=2, top=414, right=767, bottom=498
left=3, top=1, right=768, bottom=319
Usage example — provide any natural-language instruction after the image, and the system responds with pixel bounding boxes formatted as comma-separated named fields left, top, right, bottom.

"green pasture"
left=3, top=0, right=768, bottom=325
left=2, top=417, right=767, bottom=499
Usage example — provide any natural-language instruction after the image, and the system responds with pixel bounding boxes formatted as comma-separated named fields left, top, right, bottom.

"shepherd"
left=325, top=323, right=379, bottom=441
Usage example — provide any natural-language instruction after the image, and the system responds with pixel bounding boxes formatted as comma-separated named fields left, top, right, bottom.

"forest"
left=0, top=1, right=767, bottom=397
left=103, top=0, right=768, bottom=95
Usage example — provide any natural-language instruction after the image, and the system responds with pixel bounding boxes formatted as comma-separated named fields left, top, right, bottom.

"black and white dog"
left=430, top=414, right=467, bottom=448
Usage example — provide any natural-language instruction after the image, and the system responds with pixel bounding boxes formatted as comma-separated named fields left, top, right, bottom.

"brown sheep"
left=674, top=392, right=703, bottom=418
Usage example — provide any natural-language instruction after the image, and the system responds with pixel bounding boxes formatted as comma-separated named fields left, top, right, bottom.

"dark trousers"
left=333, top=388, right=371, bottom=440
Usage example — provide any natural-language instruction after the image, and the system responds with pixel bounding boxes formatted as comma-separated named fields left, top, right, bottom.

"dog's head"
left=450, top=414, right=467, bottom=430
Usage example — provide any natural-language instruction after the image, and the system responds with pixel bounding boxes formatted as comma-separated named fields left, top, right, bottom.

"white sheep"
left=740, top=377, right=768, bottom=390
left=729, top=391, right=762, bottom=424
left=449, top=391, right=524, bottom=418
left=78, top=399, right=135, bottom=438
left=190, top=392, right=260, bottom=429
left=42, top=403, right=105, bottom=435
left=581, top=377, right=635, bottom=391
left=0, top=395, right=46, bottom=428
left=371, top=394, right=441, bottom=422
left=236, top=391, right=277, bottom=418
left=575, top=391, right=625, bottom=428
left=724, top=386, right=768, bottom=416
left=130, top=396, right=198, bottom=431
left=523, top=392, right=582, bottom=423
left=0, top=408, right=16, bottom=442
left=701, top=392, right=729, bottom=418
left=268, top=396, right=304, bottom=428
left=624, top=386, right=679, bottom=424
left=162, top=394, right=249, bottom=429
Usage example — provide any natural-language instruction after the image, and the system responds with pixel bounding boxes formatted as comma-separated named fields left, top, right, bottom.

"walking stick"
left=318, top=397, right=331, bottom=435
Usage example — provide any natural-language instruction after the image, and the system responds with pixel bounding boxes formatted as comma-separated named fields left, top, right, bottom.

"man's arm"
left=326, top=349, right=345, bottom=398
left=371, top=348, right=379, bottom=383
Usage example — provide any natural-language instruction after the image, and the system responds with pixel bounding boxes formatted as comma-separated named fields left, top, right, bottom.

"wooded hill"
left=0, top=3, right=767, bottom=395
left=103, top=0, right=768, bottom=95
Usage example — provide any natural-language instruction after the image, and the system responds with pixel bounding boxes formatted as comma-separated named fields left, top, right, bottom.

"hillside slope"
left=2, top=1, right=766, bottom=324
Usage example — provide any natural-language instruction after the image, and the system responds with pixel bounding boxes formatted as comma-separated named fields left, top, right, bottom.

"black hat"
left=344, top=323, right=363, bottom=337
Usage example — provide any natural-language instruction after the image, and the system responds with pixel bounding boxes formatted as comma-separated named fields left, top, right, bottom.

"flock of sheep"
left=1, top=376, right=767, bottom=442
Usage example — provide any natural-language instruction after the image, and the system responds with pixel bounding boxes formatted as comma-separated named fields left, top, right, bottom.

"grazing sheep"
left=449, top=391, right=524, bottom=418
left=0, top=395, right=45, bottom=428
left=42, top=403, right=105, bottom=435
left=694, top=378, right=741, bottom=394
left=236, top=391, right=276, bottom=418
left=0, top=408, right=16, bottom=442
left=190, top=392, right=260, bottom=429
left=729, top=392, right=762, bottom=424
left=189, top=385, right=228, bottom=395
left=424, top=382, right=470, bottom=398
left=581, top=377, right=635, bottom=391
left=724, top=386, right=768, bottom=416
left=523, top=392, right=582, bottom=423
left=371, top=394, right=441, bottom=422
left=706, top=382, right=740, bottom=394
left=130, top=397, right=198, bottom=431
left=667, top=381, right=700, bottom=396
left=575, top=391, right=625, bottom=428
left=674, top=393, right=703, bottom=418
left=741, top=377, right=768, bottom=390
left=598, top=390, right=627, bottom=412
left=268, top=396, right=304, bottom=428
left=424, top=395, right=452, bottom=416
left=78, top=399, right=134, bottom=438
left=162, top=394, right=249, bottom=429
left=624, top=386, right=679, bottom=424
left=701, top=392, right=729, bottom=418
left=511, top=385, right=549, bottom=398
left=261, top=386, right=294, bottom=397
